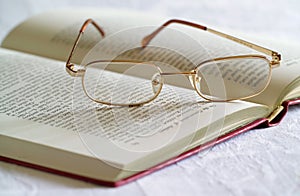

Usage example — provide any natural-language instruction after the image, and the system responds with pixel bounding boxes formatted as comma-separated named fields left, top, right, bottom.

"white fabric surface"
left=1, top=0, right=300, bottom=195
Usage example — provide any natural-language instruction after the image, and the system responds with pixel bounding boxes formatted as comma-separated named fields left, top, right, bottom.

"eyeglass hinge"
left=66, top=63, right=85, bottom=77
left=270, top=52, right=281, bottom=67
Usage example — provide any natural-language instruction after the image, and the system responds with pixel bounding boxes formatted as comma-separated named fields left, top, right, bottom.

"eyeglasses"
left=66, top=19, right=281, bottom=107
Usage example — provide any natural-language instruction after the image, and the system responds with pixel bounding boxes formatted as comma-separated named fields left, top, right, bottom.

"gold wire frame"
left=65, top=18, right=281, bottom=106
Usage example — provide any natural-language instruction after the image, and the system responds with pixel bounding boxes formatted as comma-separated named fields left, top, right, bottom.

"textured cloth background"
left=0, top=0, right=300, bottom=195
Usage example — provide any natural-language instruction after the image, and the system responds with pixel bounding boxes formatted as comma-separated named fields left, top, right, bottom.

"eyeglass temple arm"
left=141, top=19, right=281, bottom=65
left=66, top=19, right=105, bottom=77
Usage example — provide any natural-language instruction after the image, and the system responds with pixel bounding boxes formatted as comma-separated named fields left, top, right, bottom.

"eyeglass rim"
left=192, top=54, right=273, bottom=102
left=81, top=59, right=165, bottom=107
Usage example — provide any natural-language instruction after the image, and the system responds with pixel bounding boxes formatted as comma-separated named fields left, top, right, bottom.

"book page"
left=0, top=48, right=268, bottom=175
left=1, top=9, right=214, bottom=80
left=3, top=9, right=300, bottom=110
left=1, top=9, right=164, bottom=64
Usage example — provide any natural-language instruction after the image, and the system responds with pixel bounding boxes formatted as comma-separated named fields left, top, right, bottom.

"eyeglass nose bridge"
left=160, top=70, right=196, bottom=76
left=160, top=70, right=197, bottom=87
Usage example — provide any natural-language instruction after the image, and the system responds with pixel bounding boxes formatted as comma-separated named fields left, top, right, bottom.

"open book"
left=1, top=9, right=300, bottom=187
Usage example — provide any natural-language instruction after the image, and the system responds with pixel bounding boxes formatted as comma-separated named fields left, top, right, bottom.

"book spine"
left=264, top=98, right=300, bottom=127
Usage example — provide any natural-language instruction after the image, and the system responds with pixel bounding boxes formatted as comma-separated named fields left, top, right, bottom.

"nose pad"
left=151, top=73, right=162, bottom=94
left=188, top=75, right=195, bottom=88
left=189, top=74, right=201, bottom=90
left=189, top=74, right=201, bottom=89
